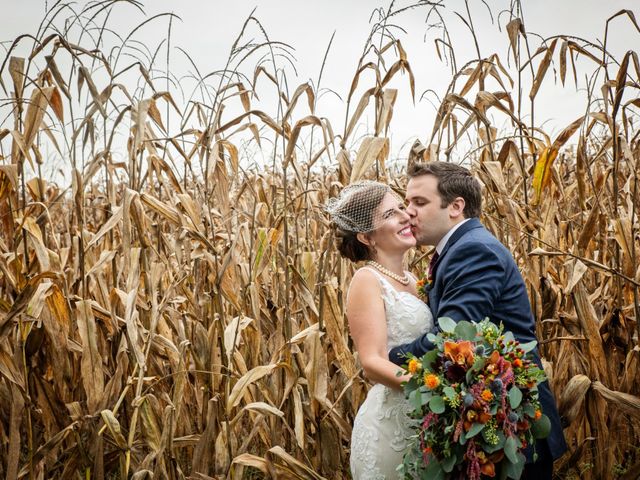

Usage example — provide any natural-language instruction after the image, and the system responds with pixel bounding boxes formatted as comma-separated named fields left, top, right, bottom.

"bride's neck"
left=371, top=251, right=405, bottom=274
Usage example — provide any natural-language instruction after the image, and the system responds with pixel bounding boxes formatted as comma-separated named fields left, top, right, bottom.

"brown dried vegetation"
left=0, top=1, right=639, bottom=479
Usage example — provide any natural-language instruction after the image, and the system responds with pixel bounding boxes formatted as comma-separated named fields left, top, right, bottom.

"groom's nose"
left=406, top=203, right=416, bottom=217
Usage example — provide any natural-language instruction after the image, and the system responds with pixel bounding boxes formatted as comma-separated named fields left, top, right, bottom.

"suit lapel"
left=428, top=218, right=483, bottom=313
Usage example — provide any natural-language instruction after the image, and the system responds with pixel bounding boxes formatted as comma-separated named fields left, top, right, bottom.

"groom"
left=388, top=161, right=567, bottom=478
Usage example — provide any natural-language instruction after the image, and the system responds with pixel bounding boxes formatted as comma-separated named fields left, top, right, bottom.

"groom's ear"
left=449, top=196, right=466, bottom=218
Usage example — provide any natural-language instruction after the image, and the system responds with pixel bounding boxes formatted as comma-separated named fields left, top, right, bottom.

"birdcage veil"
left=324, top=180, right=394, bottom=233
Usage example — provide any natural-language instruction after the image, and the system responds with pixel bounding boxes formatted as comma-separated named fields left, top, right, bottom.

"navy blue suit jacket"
left=389, top=218, right=568, bottom=460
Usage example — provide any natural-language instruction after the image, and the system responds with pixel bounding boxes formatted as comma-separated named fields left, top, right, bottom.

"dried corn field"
left=0, top=1, right=639, bottom=479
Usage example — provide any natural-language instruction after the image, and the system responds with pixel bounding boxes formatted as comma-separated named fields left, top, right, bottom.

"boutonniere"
left=416, top=270, right=433, bottom=302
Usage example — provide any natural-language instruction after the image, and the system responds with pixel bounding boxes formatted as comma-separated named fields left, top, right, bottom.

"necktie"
left=428, top=251, right=440, bottom=279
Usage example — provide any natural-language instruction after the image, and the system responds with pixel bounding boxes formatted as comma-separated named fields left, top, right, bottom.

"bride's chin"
left=400, top=242, right=416, bottom=253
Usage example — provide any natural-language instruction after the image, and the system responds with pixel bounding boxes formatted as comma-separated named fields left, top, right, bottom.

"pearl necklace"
left=366, top=261, right=410, bottom=285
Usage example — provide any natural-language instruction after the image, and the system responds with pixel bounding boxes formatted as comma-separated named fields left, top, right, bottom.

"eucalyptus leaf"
left=508, top=386, right=523, bottom=409
left=422, top=349, right=438, bottom=369
left=454, top=320, right=477, bottom=340
left=519, top=340, right=537, bottom=353
left=429, top=395, right=445, bottom=414
left=409, top=388, right=422, bottom=410
left=442, top=453, right=457, bottom=473
left=471, top=357, right=485, bottom=371
left=504, top=452, right=526, bottom=479
left=531, top=414, right=551, bottom=439
left=504, top=435, right=518, bottom=463
left=438, top=317, right=457, bottom=333
left=467, top=358, right=485, bottom=383
left=523, top=403, right=536, bottom=417
left=443, top=386, right=457, bottom=400
left=466, top=422, right=484, bottom=438
left=423, top=457, right=445, bottom=480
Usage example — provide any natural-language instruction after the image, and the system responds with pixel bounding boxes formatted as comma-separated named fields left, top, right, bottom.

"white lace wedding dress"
left=350, top=267, right=434, bottom=479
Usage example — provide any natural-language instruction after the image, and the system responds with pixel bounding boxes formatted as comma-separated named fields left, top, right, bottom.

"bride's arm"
left=346, top=269, right=410, bottom=390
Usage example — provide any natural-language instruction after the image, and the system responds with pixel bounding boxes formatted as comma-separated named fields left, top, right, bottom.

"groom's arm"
left=388, top=325, right=438, bottom=365
left=388, top=243, right=505, bottom=366
left=436, top=242, right=505, bottom=322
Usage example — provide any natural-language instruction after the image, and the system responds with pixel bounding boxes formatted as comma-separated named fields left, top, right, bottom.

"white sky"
left=2, top=0, right=639, bottom=171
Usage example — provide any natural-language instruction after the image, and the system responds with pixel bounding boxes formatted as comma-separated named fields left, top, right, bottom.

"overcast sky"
left=2, top=0, right=639, bottom=168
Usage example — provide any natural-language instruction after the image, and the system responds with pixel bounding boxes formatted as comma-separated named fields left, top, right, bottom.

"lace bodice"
left=350, top=267, right=434, bottom=479
left=364, top=268, right=434, bottom=349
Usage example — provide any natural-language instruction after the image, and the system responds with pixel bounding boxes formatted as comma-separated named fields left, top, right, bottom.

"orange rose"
left=424, top=373, right=440, bottom=389
left=478, top=412, right=491, bottom=424
left=480, top=461, right=496, bottom=477
left=485, top=350, right=501, bottom=374
left=444, top=340, right=475, bottom=367
left=407, top=358, right=420, bottom=374
left=488, top=350, right=500, bottom=364
left=481, top=389, right=494, bottom=402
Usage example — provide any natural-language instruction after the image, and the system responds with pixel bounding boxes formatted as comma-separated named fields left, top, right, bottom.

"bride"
left=326, top=181, right=434, bottom=479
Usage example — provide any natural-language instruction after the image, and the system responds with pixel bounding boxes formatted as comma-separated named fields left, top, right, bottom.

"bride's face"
left=366, top=192, right=415, bottom=254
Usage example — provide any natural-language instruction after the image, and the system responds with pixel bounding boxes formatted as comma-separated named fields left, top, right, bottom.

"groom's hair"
left=409, top=162, right=482, bottom=218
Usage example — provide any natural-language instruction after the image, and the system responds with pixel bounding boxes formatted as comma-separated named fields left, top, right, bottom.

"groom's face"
left=405, top=174, right=454, bottom=246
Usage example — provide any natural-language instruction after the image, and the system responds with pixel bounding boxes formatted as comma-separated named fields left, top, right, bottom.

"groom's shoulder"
left=457, top=223, right=512, bottom=256
left=459, top=220, right=497, bottom=243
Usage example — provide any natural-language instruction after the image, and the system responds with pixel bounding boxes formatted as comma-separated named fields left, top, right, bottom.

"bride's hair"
left=335, top=228, right=372, bottom=262
left=325, top=181, right=390, bottom=262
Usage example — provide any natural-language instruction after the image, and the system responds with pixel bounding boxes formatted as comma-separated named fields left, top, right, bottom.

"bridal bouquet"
left=401, top=318, right=550, bottom=479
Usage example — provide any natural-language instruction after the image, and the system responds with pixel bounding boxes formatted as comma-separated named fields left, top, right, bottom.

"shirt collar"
left=435, top=218, right=471, bottom=254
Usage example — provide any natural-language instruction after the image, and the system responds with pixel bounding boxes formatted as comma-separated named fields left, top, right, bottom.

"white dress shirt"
left=435, top=218, right=471, bottom=254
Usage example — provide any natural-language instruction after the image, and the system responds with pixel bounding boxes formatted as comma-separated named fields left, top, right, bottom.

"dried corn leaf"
left=232, top=453, right=268, bottom=474
left=76, top=300, right=104, bottom=413
left=530, top=39, right=557, bottom=100
left=101, top=409, right=127, bottom=449
left=227, top=363, right=278, bottom=412
left=349, top=136, right=389, bottom=183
